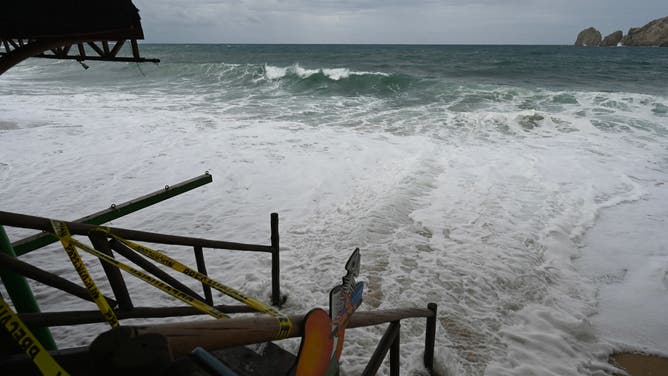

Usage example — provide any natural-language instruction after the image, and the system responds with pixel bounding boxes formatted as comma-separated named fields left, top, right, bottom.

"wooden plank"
left=21, top=54, right=160, bottom=63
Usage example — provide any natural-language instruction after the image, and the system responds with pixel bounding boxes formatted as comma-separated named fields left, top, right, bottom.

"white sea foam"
left=263, top=63, right=389, bottom=81
left=1, top=61, right=667, bottom=375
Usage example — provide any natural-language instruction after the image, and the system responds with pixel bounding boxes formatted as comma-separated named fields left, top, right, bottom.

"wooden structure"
left=1, top=200, right=439, bottom=375
left=0, top=0, right=159, bottom=75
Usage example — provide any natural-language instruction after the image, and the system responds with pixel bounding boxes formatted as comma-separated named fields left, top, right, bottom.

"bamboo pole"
left=127, top=307, right=433, bottom=358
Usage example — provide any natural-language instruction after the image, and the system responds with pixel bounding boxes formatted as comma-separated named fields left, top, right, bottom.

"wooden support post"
left=89, top=232, right=133, bottom=310
left=109, top=40, right=126, bottom=58
left=362, top=321, right=400, bottom=376
left=87, top=42, right=105, bottom=57
left=109, top=239, right=206, bottom=303
left=424, top=303, right=438, bottom=374
left=0, top=225, right=57, bottom=350
left=131, top=39, right=140, bottom=59
left=270, top=213, right=282, bottom=306
left=77, top=43, right=86, bottom=58
left=193, top=246, right=213, bottom=305
left=390, top=321, right=400, bottom=376
left=102, top=41, right=110, bottom=56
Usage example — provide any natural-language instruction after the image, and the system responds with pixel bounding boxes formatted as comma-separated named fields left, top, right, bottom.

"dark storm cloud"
left=133, top=0, right=668, bottom=44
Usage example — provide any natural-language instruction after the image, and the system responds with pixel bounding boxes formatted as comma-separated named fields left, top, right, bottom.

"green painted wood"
left=0, top=225, right=57, bottom=350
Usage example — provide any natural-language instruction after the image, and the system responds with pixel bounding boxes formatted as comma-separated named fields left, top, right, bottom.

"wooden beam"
left=133, top=307, right=434, bottom=358
left=86, top=41, right=105, bottom=57
left=1, top=211, right=274, bottom=253
left=77, top=43, right=86, bottom=58
left=108, top=238, right=206, bottom=303
left=89, top=233, right=133, bottom=310
left=109, top=40, right=126, bottom=57
left=0, top=252, right=117, bottom=307
left=18, top=305, right=256, bottom=327
left=0, top=39, right=73, bottom=75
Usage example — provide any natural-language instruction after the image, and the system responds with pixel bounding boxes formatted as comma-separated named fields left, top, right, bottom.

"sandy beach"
left=611, top=353, right=668, bottom=376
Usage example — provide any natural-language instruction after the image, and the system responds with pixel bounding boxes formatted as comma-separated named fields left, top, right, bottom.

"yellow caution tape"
left=66, top=237, right=228, bottom=320
left=0, top=295, right=70, bottom=376
left=103, top=231, right=293, bottom=338
left=50, top=220, right=119, bottom=328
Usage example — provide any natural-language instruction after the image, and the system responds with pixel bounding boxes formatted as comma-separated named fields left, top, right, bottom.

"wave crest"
left=263, top=63, right=389, bottom=81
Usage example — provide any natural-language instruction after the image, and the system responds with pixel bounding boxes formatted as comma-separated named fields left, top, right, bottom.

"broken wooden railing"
left=0, top=210, right=285, bottom=329
left=1, top=173, right=216, bottom=349
left=2, top=305, right=439, bottom=375
left=104, top=304, right=439, bottom=375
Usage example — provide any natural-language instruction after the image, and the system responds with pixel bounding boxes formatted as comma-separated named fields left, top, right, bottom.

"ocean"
left=1, top=44, right=667, bottom=375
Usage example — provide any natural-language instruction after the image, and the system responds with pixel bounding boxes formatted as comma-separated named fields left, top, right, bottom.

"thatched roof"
left=0, top=0, right=144, bottom=40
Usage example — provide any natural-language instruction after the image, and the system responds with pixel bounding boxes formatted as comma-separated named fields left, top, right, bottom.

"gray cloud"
left=134, top=0, right=668, bottom=44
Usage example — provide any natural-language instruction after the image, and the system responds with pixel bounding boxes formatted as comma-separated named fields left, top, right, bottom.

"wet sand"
left=611, top=353, right=668, bottom=376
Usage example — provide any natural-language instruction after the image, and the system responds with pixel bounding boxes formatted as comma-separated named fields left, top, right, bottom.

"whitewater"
left=1, top=45, right=667, bottom=375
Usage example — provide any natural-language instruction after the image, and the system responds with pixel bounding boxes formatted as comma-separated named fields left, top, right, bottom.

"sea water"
left=1, top=45, right=667, bottom=375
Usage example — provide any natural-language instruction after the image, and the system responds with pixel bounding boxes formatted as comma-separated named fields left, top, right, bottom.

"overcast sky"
left=133, top=0, right=668, bottom=44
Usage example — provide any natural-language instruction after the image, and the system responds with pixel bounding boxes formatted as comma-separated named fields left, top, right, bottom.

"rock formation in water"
left=622, top=16, right=668, bottom=46
left=575, top=27, right=602, bottom=46
left=575, top=16, right=668, bottom=47
left=601, top=30, right=623, bottom=46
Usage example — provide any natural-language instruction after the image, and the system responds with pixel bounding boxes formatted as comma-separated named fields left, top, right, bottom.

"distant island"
left=575, top=16, right=668, bottom=46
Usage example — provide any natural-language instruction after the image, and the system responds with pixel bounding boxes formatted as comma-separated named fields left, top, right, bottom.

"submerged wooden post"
left=424, top=303, right=438, bottom=374
left=270, top=213, right=282, bottom=306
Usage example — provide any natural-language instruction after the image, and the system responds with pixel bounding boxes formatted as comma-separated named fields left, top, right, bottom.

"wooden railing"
left=0, top=210, right=285, bottom=330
